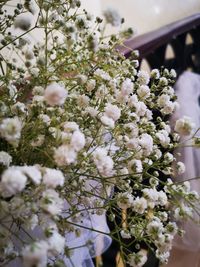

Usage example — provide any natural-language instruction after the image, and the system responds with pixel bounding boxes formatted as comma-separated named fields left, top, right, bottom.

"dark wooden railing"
left=119, top=13, right=200, bottom=76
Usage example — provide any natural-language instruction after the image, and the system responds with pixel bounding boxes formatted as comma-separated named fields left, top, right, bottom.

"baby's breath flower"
left=103, top=8, right=121, bottom=27
left=14, top=13, right=33, bottom=31
left=0, top=151, right=12, bottom=167
left=44, top=82, right=68, bottom=106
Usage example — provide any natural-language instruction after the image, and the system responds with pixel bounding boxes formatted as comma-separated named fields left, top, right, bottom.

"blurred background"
left=82, top=0, right=200, bottom=34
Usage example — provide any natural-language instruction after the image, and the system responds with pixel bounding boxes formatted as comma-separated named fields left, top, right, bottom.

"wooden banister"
left=119, top=13, right=200, bottom=75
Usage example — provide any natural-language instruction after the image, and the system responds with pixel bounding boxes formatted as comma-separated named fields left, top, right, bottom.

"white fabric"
left=166, top=71, right=200, bottom=267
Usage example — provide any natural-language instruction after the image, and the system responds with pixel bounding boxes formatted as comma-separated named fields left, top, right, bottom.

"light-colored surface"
left=101, top=0, right=200, bottom=34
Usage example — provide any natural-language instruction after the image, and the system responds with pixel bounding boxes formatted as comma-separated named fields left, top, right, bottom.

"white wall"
left=100, top=0, right=200, bottom=34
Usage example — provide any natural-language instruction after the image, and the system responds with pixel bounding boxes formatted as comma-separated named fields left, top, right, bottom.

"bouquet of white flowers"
left=0, top=1, right=199, bottom=267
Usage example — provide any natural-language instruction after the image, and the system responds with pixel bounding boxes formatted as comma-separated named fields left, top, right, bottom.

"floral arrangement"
left=0, top=1, right=199, bottom=267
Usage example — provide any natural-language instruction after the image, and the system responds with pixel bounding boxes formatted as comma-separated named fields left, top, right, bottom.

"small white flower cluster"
left=0, top=1, right=199, bottom=266
left=54, top=122, right=85, bottom=166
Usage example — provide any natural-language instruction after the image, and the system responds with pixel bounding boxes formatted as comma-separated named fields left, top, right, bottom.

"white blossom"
left=0, top=151, right=12, bottom=167
left=20, top=166, right=42, bottom=185
left=41, top=189, right=64, bottom=216
left=14, top=13, right=33, bottom=31
left=39, top=114, right=51, bottom=126
left=128, top=250, right=148, bottom=267
left=132, top=197, right=147, bottom=214
left=43, top=168, right=65, bottom=188
left=54, top=145, right=77, bottom=166
left=44, top=82, right=68, bottom=106
left=121, top=78, right=133, bottom=96
left=0, top=168, right=27, bottom=198
left=0, top=117, right=22, bottom=146
left=47, top=231, right=65, bottom=256
left=100, top=115, right=115, bottom=128
left=176, top=161, right=186, bottom=175
left=137, top=70, right=150, bottom=85
left=63, top=122, right=79, bottom=132
left=120, top=230, right=131, bottom=239
left=139, top=133, right=153, bottom=156
left=175, top=116, right=194, bottom=136
left=117, top=192, right=134, bottom=209
left=70, top=130, right=86, bottom=152
left=103, top=8, right=121, bottom=27
left=23, top=241, right=48, bottom=267
left=137, top=85, right=150, bottom=99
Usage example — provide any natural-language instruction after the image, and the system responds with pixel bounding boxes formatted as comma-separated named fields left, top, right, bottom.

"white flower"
left=93, top=148, right=114, bottom=176
left=157, top=94, right=170, bottom=108
left=139, top=133, right=153, bottom=156
left=0, top=117, right=22, bottom=146
left=31, top=135, right=45, bottom=147
left=49, top=127, right=61, bottom=139
left=164, top=152, right=174, bottom=163
left=25, top=49, right=34, bottom=60
left=43, top=168, right=64, bottom=188
left=44, top=82, right=68, bottom=106
left=120, top=230, right=131, bottom=239
left=32, top=95, right=44, bottom=106
left=85, top=107, right=98, bottom=118
left=128, top=250, right=148, bottom=267
left=20, top=166, right=42, bottom=185
left=128, top=159, right=143, bottom=174
left=170, top=69, right=177, bottom=78
left=137, top=70, right=150, bottom=85
left=32, top=86, right=44, bottom=96
left=96, top=156, right=114, bottom=177
left=63, top=121, right=79, bottom=132
left=104, top=103, right=121, bottom=121
left=0, top=151, right=12, bottom=167
left=176, top=161, right=185, bottom=175
left=54, top=145, right=77, bottom=166
left=103, top=7, right=121, bottom=27
left=47, top=231, right=65, bottom=256
left=132, top=197, right=147, bottom=214
left=11, top=102, right=27, bottom=115
left=94, top=69, right=111, bottom=81
left=156, top=130, right=170, bottom=148
left=136, top=101, right=147, bottom=117
left=161, top=101, right=175, bottom=115
left=39, top=114, right=51, bottom=126
left=23, top=241, right=48, bottom=267
left=137, top=85, right=150, bottom=99
left=41, top=189, right=63, bottom=216
left=70, top=130, right=86, bottom=152
left=100, top=115, right=115, bottom=128
left=151, top=69, right=160, bottom=79
left=157, top=191, right=168, bottom=206
left=77, top=94, right=90, bottom=108
left=146, top=219, right=164, bottom=237
left=128, top=94, right=138, bottom=108
left=159, top=77, right=168, bottom=86
left=76, top=74, right=87, bottom=84
left=117, top=192, right=134, bottom=209
left=86, top=79, right=96, bottom=92
left=0, top=168, right=27, bottom=198
left=155, top=251, right=170, bottom=264
left=8, top=83, right=17, bottom=99
left=121, top=78, right=133, bottom=96
left=14, top=12, right=33, bottom=31
left=93, top=148, right=107, bottom=160
left=175, top=116, right=194, bottom=136
left=126, top=138, right=139, bottom=150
